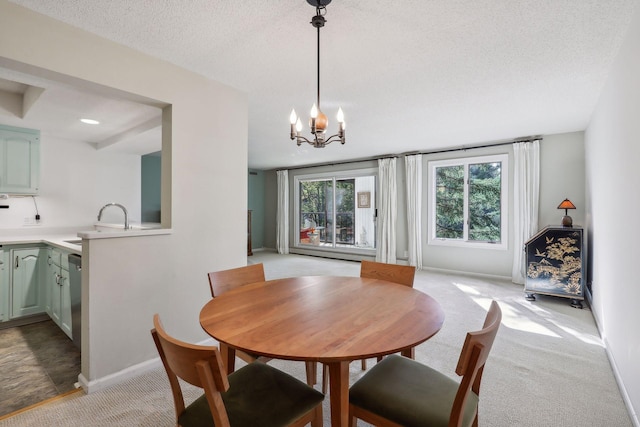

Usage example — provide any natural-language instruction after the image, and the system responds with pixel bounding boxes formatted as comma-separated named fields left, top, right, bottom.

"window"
left=294, top=170, right=377, bottom=252
left=428, top=154, right=508, bottom=249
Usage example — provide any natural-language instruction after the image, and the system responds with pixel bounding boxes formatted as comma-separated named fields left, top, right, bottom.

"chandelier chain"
left=289, top=1, right=345, bottom=148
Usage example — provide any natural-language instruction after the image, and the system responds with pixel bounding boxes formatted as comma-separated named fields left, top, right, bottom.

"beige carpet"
left=0, top=251, right=632, bottom=426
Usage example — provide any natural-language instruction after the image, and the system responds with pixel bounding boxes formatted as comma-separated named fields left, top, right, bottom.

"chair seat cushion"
left=349, top=355, right=478, bottom=427
left=178, top=362, right=324, bottom=427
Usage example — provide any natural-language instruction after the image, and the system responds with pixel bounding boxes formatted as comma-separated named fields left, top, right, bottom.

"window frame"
left=293, top=168, right=377, bottom=255
left=427, top=154, right=508, bottom=250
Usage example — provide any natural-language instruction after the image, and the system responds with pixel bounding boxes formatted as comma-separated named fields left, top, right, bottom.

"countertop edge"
left=77, top=228, right=172, bottom=239
left=1, top=228, right=173, bottom=254
left=1, top=235, right=82, bottom=254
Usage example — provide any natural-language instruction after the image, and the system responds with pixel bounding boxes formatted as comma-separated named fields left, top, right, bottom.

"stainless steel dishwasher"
left=68, top=253, right=82, bottom=348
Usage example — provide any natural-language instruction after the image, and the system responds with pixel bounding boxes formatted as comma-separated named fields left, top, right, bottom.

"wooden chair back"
left=360, top=260, right=416, bottom=287
left=207, top=263, right=273, bottom=372
left=151, top=314, right=231, bottom=426
left=208, top=263, right=265, bottom=297
left=450, top=300, right=502, bottom=426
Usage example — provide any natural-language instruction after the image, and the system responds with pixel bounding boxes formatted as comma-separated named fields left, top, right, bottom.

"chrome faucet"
left=97, top=203, right=130, bottom=230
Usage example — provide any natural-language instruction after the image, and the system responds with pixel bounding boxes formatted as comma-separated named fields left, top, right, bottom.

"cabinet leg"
left=570, top=299, right=583, bottom=309
left=525, top=293, right=536, bottom=301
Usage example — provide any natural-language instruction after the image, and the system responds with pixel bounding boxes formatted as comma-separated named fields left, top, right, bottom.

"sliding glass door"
left=296, top=170, right=376, bottom=252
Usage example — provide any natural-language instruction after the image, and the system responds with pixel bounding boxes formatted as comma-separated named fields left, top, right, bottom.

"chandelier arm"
left=293, top=135, right=316, bottom=146
left=293, top=133, right=343, bottom=147
left=323, top=134, right=344, bottom=145
left=292, top=135, right=312, bottom=143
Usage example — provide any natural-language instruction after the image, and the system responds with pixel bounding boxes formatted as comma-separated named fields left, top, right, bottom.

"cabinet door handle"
left=15, top=255, right=19, bottom=269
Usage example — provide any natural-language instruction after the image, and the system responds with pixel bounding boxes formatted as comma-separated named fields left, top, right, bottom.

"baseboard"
left=290, top=247, right=375, bottom=262
left=602, top=337, right=639, bottom=426
left=420, top=265, right=512, bottom=283
left=256, top=250, right=512, bottom=280
left=78, top=358, right=162, bottom=394
left=78, top=336, right=219, bottom=394
left=587, top=289, right=638, bottom=426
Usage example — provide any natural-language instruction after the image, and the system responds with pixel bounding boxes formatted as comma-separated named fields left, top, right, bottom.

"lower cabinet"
left=46, top=247, right=72, bottom=339
left=10, top=246, right=46, bottom=319
left=0, top=244, right=73, bottom=340
left=0, top=248, right=7, bottom=322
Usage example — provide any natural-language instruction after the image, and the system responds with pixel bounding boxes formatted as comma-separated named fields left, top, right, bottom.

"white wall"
left=0, top=134, right=141, bottom=229
left=420, top=133, right=585, bottom=277
left=538, top=132, right=586, bottom=228
left=0, top=1, right=248, bottom=389
left=263, top=132, right=586, bottom=279
left=585, top=5, right=640, bottom=424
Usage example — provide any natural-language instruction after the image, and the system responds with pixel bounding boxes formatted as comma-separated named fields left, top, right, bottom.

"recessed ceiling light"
left=80, top=118, right=100, bottom=125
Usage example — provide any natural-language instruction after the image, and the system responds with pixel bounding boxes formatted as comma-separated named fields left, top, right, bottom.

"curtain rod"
left=280, top=154, right=398, bottom=172
left=278, top=137, right=542, bottom=171
left=405, top=136, right=543, bottom=157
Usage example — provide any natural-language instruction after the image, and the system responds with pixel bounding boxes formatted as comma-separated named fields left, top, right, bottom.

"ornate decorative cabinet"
left=524, top=226, right=584, bottom=308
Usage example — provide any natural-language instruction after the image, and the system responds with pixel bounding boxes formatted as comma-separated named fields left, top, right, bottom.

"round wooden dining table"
left=199, top=275, right=445, bottom=427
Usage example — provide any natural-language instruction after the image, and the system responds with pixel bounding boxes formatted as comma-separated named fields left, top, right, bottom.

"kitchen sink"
left=64, top=239, right=82, bottom=246
left=94, top=223, right=157, bottom=231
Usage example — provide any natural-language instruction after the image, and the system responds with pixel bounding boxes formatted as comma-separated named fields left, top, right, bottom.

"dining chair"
left=348, top=300, right=502, bottom=427
left=208, top=263, right=266, bottom=298
left=208, top=263, right=317, bottom=387
left=360, top=259, right=416, bottom=287
left=360, top=260, right=417, bottom=367
left=321, top=260, right=417, bottom=393
left=207, top=264, right=270, bottom=372
left=151, top=314, right=324, bottom=427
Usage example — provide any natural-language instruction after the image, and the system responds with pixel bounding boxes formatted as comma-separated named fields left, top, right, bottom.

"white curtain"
left=512, top=140, right=540, bottom=284
left=377, top=157, right=397, bottom=263
left=404, top=154, right=423, bottom=269
left=276, top=169, right=289, bottom=255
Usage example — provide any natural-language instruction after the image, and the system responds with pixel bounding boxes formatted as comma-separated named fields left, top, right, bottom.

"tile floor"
left=0, top=320, right=80, bottom=416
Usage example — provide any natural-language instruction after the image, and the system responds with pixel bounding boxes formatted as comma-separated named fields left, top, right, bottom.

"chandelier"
left=289, top=0, right=345, bottom=148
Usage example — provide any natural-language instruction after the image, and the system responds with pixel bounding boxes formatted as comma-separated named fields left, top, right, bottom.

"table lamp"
left=557, top=198, right=576, bottom=227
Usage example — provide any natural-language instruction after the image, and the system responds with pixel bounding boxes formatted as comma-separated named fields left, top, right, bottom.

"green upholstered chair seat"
left=178, top=361, right=324, bottom=427
left=349, top=355, right=478, bottom=427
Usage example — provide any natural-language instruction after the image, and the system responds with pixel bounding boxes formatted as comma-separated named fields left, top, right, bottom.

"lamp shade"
left=557, top=199, right=576, bottom=210
left=558, top=198, right=576, bottom=227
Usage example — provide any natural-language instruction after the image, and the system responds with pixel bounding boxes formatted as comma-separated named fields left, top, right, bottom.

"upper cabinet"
left=0, top=124, right=40, bottom=194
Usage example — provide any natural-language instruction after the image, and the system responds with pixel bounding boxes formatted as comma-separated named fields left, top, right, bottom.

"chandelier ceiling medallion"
left=289, top=0, right=345, bottom=148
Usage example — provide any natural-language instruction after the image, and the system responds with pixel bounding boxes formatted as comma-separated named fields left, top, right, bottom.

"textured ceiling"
left=0, top=68, right=162, bottom=156
left=5, top=0, right=640, bottom=169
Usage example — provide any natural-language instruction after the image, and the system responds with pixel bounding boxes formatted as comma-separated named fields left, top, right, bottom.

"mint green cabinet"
left=0, top=248, right=7, bottom=322
left=0, top=124, right=40, bottom=194
left=46, top=247, right=72, bottom=339
left=10, top=247, right=45, bottom=318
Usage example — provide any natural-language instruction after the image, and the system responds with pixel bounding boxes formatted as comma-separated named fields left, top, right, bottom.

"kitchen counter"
left=0, top=223, right=170, bottom=254
left=0, top=233, right=83, bottom=254
left=77, top=222, right=169, bottom=240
